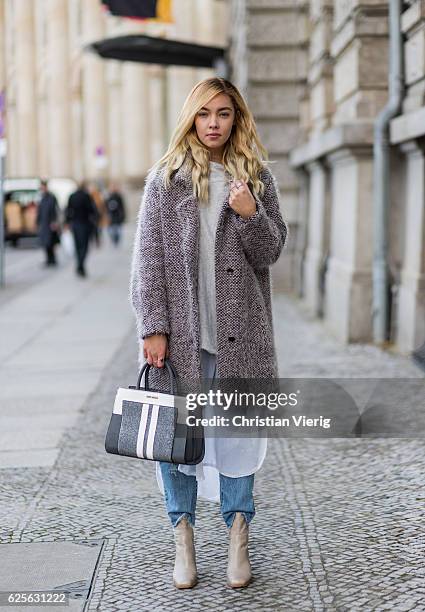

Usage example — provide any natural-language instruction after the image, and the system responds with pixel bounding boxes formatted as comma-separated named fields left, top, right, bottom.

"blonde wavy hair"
left=152, top=77, right=269, bottom=204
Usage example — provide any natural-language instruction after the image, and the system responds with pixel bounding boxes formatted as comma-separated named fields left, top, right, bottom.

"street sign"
left=94, top=145, right=108, bottom=170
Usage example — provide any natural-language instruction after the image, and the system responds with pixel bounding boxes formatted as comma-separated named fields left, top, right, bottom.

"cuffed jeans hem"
left=170, top=512, right=195, bottom=528
left=223, top=511, right=255, bottom=529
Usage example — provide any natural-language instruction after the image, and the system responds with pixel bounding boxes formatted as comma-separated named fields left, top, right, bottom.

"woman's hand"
left=143, top=334, right=169, bottom=368
left=229, top=179, right=257, bottom=220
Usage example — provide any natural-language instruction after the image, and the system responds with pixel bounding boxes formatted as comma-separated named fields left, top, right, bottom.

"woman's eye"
left=198, top=112, right=229, bottom=118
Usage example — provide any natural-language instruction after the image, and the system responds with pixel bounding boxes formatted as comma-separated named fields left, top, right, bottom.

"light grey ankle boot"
left=227, top=512, right=252, bottom=588
left=173, top=517, right=198, bottom=589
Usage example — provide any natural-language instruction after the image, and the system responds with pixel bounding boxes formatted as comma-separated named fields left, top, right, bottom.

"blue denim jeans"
left=160, top=462, right=255, bottom=529
left=159, top=349, right=256, bottom=529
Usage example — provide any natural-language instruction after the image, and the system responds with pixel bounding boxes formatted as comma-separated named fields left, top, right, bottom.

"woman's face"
left=194, top=93, right=235, bottom=159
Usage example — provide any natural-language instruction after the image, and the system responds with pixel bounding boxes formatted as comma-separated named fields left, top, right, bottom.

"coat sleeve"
left=129, top=171, right=170, bottom=342
left=230, top=170, right=288, bottom=270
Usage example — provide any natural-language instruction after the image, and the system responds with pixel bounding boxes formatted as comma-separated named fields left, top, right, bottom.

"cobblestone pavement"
left=1, top=292, right=425, bottom=611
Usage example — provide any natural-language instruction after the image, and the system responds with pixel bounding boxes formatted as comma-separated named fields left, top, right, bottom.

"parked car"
left=3, top=177, right=77, bottom=246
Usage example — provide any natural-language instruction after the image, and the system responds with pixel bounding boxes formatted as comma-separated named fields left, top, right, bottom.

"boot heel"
left=173, top=517, right=198, bottom=589
left=227, top=512, right=252, bottom=588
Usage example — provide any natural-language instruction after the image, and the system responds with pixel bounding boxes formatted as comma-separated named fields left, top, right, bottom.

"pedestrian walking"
left=36, top=179, right=61, bottom=267
left=64, top=181, right=97, bottom=277
left=129, top=77, right=287, bottom=589
left=105, top=183, right=126, bottom=246
left=89, top=183, right=107, bottom=248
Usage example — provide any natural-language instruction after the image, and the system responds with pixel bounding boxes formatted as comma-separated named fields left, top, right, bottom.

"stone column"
left=331, top=1, right=388, bottom=126
left=324, top=147, right=374, bottom=342
left=389, top=1, right=425, bottom=354
left=194, top=0, right=217, bottom=82
left=0, top=0, right=4, bottom=96
left=121, top=62, right=150, bottom=181
left=400, top=0, right=425, bottom=113
left=293, top=167, right=309, bottom=299
left=33, top=4, right=48, bottom=179
left=67, top=0, right=83, bottom=182
left=303, top=160, right=331, bottom=315
left=106, top=61, right=122, bottom=183
left=3, top=1, right=16, bottom=174
left=14, top=0, right=38, bottom=176
left=308, top=0, right=334, bottom=135
left=147, top=65, right=167, bottom=166
left=396, top=140, right=425, bottom=354
left=46, top=0, right=71, bottom=177
left=166, top=0, right=197, bottom=145
left=290, top=0, right=390, bottom=342
left=81, top=0, right=108, bottom=180
left=231, top=0, right=309, bottom=293
left=230, top=0, right=248, bottom=94
left=69, top=67, right=83, bottom=183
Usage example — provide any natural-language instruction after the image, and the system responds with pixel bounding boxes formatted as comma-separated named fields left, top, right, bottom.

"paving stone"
left=1, top=274, right=424, bottom=609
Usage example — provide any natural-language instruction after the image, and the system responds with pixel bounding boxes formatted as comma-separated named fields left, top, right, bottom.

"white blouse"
left=155, top=161, right=267, bottom=502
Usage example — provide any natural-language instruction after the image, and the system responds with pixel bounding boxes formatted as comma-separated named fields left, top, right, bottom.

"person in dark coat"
left=64, top=181, right=97, bottom=277
left=37, top=179, right=60, bottom=267
left=105, top=183, right=126, bottom=246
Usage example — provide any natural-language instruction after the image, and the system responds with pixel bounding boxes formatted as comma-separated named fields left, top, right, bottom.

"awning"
left=88, top=34, right=227, bottom=69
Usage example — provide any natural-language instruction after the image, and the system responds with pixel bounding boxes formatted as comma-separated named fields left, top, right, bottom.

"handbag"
left=105, top=358, right=205, bottom=465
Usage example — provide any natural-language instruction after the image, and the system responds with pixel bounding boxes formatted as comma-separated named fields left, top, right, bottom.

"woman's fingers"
left=230, top=179, right=245, bottom=191
left=229, top=179, right=247, bottom=204
left=143, top=334, right=168, bottom=368
left=147, top=350, right=167, bottom=368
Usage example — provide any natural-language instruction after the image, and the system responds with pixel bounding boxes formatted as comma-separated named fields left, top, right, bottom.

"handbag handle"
left=136, top=358, right=178, bottom=394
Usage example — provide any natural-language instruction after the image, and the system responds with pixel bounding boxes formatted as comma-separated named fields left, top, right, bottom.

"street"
left=0, top=230, right=424, bottom=611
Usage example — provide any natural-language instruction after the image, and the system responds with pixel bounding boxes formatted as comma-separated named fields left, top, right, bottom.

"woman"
left=130, top=77, right=287, bottom=589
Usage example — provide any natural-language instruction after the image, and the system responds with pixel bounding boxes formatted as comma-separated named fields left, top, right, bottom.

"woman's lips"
left=207, top=134, right=221, bottom=139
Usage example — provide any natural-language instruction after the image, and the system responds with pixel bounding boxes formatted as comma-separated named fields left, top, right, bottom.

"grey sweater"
left=198, top=162, right=229, bottom=354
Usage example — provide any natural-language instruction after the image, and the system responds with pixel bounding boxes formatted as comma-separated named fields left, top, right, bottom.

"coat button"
left=228, top=336, right=235, bottom=342
left=226, top=267, right=234, bottom=273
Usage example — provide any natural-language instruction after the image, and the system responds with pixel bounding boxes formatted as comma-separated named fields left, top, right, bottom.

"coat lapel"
left=171, top=163, right=232, bottom=317
left=173, top=162, right=232, bottom=240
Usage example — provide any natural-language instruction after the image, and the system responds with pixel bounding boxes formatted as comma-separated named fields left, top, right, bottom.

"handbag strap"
left=136, top=358, right=178, bottom=394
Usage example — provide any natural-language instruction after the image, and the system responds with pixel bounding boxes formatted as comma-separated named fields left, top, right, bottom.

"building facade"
left=0, top=0, right=229, bottom=210
left=230, top=0, right=425, bottom=357
left=2, top=0, right=423, bottom=357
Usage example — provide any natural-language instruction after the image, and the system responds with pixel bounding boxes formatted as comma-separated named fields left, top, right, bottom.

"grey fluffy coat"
left=129, top=161, right=288, bottom=393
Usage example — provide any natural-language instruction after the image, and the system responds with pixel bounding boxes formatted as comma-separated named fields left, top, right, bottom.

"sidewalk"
left=0, top=232, right=424, bottom=611
left=0, top=234, right=134, bottom=470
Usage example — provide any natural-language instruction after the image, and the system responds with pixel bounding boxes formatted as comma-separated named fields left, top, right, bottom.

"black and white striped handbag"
left=105, top=359, right=205, bottom=465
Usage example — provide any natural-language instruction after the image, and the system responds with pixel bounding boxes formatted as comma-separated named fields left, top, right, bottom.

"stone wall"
left=235, top=0, right=425, bottom=355
left=230, top=0, right=309, bottom=293
left=289, top=0, right=391, bottom=344
left=390, top=1, right=425, bottom=355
